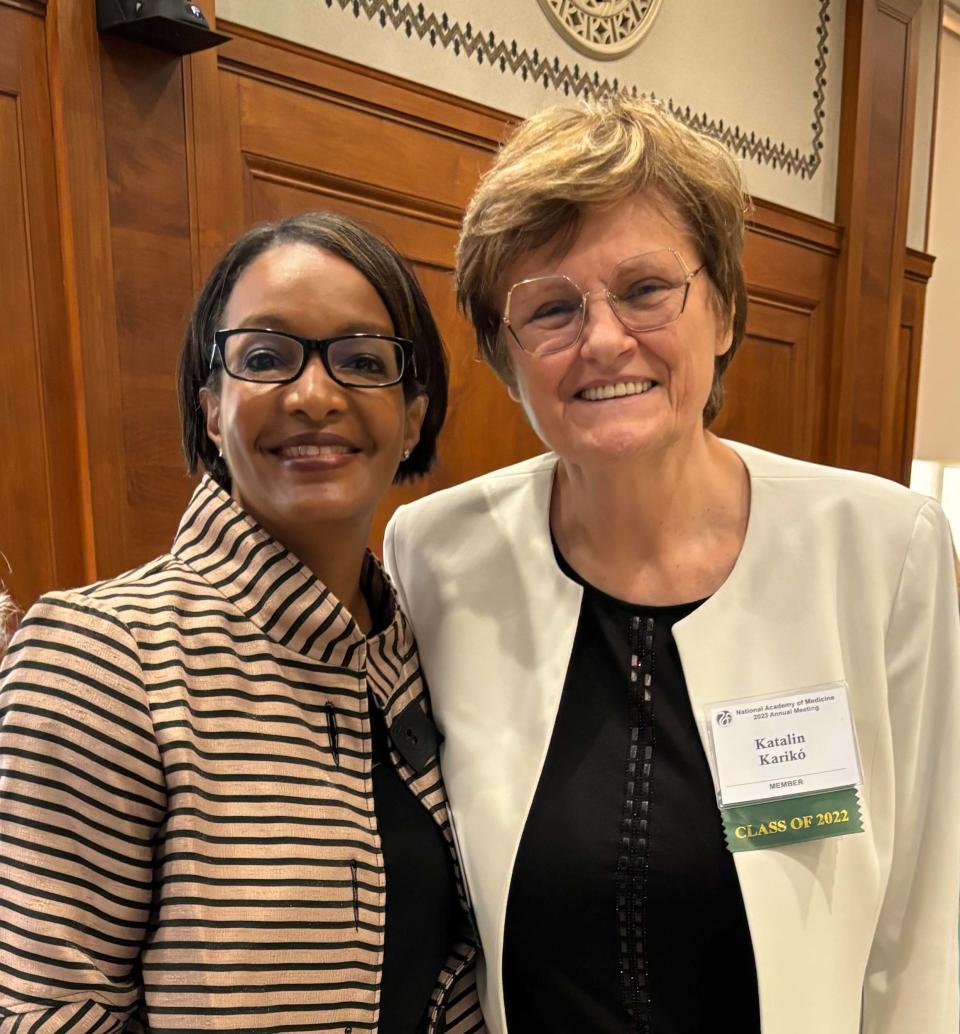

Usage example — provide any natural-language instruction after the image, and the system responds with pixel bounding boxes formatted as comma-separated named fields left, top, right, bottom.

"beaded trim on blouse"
left=617, top=613, right=656, bottom=1032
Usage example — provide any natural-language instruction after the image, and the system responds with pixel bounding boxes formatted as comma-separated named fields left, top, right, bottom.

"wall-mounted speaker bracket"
left=96, top=0, right=230, bottom=55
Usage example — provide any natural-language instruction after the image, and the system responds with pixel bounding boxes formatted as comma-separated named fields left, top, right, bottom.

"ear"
left=715, top=306, right=735, bottom=358
left=403, top=392, right=429, bottom=455
left=199, top=386, right=222, bottom=454
left=500, top=343, right=523, bottom=403
left=501, top=352, right=522, bottom=402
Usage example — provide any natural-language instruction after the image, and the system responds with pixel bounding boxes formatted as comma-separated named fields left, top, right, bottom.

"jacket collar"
left=171, top=475, right=404, bottom=663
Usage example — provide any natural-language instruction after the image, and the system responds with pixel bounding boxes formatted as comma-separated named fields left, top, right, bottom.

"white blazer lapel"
left=388, top=455, right=584, bottom=1034
left=672, top=461, right=873, bottom=1034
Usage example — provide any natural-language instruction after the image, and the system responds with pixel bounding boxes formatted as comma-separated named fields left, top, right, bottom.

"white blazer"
left=384, top=441, right=960, bottom=1034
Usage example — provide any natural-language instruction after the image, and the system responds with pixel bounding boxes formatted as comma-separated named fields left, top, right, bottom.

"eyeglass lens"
left=222, top=332, right=404, bottom=386
left=506, top=250, right=691, bottom=354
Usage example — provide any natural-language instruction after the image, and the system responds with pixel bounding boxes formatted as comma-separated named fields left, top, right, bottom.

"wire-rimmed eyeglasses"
left=501, top=249, right=705, bottom=357
left=210, top=329, right=416, bottom=388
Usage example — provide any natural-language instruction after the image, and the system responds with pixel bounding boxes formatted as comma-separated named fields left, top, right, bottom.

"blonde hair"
left=456, top=94, right=750, bottom=424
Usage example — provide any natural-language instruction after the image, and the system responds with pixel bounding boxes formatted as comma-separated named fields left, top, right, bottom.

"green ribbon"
left=722, top=787, right=863, bottom=852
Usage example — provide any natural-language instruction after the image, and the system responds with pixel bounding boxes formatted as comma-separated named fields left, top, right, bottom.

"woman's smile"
left=575, top=379, right=658, bottom=402
left=270, top=430, right=363, bottom=470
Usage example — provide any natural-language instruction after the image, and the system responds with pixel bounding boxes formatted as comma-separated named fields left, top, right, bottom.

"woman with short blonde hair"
left=386, top=95, right=960, bottom=1034
left=457, top=95, right=748, bottom=422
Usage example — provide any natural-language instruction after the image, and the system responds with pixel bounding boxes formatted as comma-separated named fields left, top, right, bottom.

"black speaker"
left=96, top=0, right=230, bottom=55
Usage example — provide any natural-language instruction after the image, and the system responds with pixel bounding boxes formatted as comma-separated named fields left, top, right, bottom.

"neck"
left=551, top=430, right=749, bottom=604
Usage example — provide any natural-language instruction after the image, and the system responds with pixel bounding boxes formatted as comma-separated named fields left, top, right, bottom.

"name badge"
left=706, top=683, right=864, bottom=851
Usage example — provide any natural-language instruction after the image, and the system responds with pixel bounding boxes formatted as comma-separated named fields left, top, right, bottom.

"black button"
left=389, top=699, right=441, bottom=774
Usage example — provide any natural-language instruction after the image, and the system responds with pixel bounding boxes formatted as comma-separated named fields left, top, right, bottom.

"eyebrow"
left=229, top=312, right=293, bottom=331
left=225, top=314, right=394, bottom=336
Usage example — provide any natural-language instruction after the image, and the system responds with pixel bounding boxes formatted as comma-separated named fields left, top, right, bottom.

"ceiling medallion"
left=537, top=0, right=663, bottom=59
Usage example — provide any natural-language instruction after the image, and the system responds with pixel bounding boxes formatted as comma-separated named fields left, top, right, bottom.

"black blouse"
left=370, top=700, right=459, bottom=1033
left=502, top=549, right=760, bottom=1033
left=365, top=583, right=460, bottom=1033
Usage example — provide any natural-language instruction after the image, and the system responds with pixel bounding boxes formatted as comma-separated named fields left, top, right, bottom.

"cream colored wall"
left=907, top=0, right=942, bottom=251
left=914, top=12, right=959, bottom=461
left=913, top=13, right=960, bottom=475
left=218, top=0, right=845, bottom=221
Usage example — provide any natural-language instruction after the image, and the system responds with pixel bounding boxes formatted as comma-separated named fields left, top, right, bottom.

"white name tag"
left=707, top=683, right=862, bottom=807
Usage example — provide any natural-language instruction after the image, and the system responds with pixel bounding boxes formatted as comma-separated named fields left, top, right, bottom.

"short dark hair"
left=178, top=211, right=448, bottom=486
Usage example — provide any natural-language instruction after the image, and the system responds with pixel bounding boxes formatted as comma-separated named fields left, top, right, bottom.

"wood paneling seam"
left=246, top=155, right=465, bottom=228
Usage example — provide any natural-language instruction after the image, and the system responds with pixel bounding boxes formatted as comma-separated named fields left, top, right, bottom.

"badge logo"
left=537, top=0, right=663, bottom=60
left=716, top=709, right=733, bottom=727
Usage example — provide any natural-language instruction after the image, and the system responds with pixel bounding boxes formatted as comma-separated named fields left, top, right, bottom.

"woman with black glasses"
left=0, top=212, right=483, bottom=1034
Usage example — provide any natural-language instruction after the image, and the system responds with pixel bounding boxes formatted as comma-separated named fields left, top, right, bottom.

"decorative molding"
left=747, top=286, right=820, bottom=321
left=536, top=0, right=662, bottom=60
left=0, top=0, right=45, bottom=14
left=876, top=0, right=923, bottom=20
left=323, top=0, right=832, bottom=179
left=904, top=247, right=935, bottom=283
left=245, top=154, right=465, bottom=230
left=747, top=199, right=842, bottom=257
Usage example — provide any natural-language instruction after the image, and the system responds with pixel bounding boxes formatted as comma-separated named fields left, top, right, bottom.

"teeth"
left=280, top=444, right=352, bottom=458
left=579, top=380, right=654, bottom=401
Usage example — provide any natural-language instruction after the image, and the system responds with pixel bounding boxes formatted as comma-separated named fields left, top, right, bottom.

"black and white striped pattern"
left=0, top=477, right=484, bottom=1033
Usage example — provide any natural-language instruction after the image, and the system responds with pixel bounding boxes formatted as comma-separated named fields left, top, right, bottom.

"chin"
left=265, top=486, right=376, bottom=530
left=558, top=426, right=671, bottom=465
left=300, top=492, right=376, bottom=524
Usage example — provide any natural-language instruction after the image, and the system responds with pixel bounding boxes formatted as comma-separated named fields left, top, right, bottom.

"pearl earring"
left=401, top=448, right=411, bottom=461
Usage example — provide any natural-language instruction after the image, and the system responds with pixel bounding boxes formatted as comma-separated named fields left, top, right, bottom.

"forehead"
left=502, top=193, right=695, bottom=288
left=222, top=242, right=393, bottom=331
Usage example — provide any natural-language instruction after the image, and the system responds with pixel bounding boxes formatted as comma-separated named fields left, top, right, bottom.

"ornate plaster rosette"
left=537, top=0, right=663, bottom=60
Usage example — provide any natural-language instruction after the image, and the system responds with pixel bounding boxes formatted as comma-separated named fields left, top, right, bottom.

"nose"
left=576, top=289, right=638, bottom=363
left=281, top=354, right=348, bottom=418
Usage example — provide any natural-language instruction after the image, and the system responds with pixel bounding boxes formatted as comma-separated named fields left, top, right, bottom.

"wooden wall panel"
left=0, top=93, right=55, bottom=609
left=99, top=36, right=198, bottom=561
left=714, top=295, right=818, bottom=460
left=235, top=77, right=489, bottom=216
left=246, top=160, right=458, bottom=269
left=714, top=204, right=840, bottom=462
left=0, top=2, right=85, bottom=615
left=46, top=0, right=127, bottom=583
left=831, top=0, right=924, bottom=481
left=897, top=248, right=936, bottom=482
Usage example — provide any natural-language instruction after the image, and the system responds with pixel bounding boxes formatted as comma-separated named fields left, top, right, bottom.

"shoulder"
left=384, top=454, right=556, bottom=595
left=0, top=570, right=173, bottom=728
left=4, top=552, right=207, bottom=664
left=53, top=553, right=213, bottom=617
left=728, top=440, right=930, bottom=531
left=390, top=452, right=555, bottom=533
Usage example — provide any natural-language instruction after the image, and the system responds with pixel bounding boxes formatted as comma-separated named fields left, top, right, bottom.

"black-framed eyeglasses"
left=210, top=329, right=416, bottom=388
left=501, top=249, right=705, bottom=356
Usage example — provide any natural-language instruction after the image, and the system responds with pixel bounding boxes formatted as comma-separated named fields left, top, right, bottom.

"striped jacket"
left=0, top=477, right=484, bottom=1034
